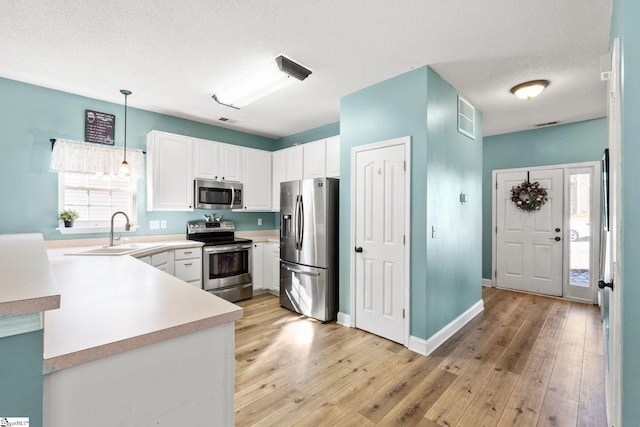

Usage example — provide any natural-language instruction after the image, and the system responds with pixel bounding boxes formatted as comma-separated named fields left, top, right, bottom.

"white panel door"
left=354, top=142, right=405, bottom=343
left=496, top=169, right=564, bottom=296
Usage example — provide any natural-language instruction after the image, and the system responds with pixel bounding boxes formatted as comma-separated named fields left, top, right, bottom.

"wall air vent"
left=535, top=121, right=559, bottom=128
left=457, top=95, right=475, bottom=140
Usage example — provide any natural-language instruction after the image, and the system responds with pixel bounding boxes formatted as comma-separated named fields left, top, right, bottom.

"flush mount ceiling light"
left=510, top=79, right=550, bottom=100
left=120, top=89, right=132, bottom=175
left=212, top=55, right=312, bottom=110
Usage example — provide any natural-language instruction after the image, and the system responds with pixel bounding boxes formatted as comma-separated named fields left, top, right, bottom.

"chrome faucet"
left=109, top=211, right=131, bottom=246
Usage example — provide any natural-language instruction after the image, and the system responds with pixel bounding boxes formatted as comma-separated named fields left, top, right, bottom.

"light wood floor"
left=234, top=287, right=606, bottom=426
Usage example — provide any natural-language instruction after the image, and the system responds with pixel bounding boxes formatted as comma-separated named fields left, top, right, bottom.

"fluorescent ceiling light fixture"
left=510, top=80, right=550, bottom=100
left=212, top=55, right=311, bottom=109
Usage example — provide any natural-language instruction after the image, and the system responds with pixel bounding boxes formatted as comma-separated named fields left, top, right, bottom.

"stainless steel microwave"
left=194, top=178, right=243, bottom=210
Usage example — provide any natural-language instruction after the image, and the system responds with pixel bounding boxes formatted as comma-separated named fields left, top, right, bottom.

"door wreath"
left=511, top=180, right=548, bottom=212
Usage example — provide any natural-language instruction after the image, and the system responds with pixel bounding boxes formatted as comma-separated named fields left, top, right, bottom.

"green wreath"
left=511, top=180, right=548, bottom=212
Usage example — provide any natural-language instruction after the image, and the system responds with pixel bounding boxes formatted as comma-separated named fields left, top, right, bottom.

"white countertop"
left=44, top=253, right=242, bottom=372
left=0, top=233, right=61, bottom=315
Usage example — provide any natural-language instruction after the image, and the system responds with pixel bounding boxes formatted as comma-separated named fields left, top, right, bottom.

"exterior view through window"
left=569, top=172, right=591, bottom=287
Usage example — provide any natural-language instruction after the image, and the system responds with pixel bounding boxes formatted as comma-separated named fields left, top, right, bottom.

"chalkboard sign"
left=85, top=110, right=115, bottom=145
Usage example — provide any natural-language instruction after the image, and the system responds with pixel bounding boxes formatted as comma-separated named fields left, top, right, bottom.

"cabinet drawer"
left=175, top=248, right=201, bottom=260
left=175, top=259, right=202, bottom=282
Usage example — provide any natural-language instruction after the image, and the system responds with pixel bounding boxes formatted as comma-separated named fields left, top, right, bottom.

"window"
left=58, top=172, right=136, bottom=231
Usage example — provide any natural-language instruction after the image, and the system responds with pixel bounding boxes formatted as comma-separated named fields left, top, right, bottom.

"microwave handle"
left=230, top=187, right=235, bottom=209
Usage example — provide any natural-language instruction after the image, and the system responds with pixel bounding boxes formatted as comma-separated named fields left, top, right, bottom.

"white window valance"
left=50, top=139, right=144, bottom=179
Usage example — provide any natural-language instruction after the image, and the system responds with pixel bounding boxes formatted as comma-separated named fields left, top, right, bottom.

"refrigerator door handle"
left=281, top=263, right=321, bottom=277
left=299, top=195, right=304, bottom=248
left=294, top=195, right=300, bottom=249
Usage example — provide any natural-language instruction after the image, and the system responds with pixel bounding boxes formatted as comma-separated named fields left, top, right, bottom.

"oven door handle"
left=281, top=263, right=321, bottom=277
left=204, top=243, right=252, bottom=253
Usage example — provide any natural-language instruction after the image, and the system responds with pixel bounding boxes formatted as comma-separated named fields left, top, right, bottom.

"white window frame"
left=57, top=172, right=139, bottom=234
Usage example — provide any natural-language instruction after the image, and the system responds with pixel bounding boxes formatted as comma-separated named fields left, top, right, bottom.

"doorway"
left=492, top=162, right=600, bottom=302
left=350, top=136, right=411, bottom=345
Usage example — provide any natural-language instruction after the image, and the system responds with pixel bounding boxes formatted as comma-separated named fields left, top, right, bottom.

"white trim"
left=337, top=312, right=352, bottom=328
left=0, top=313, right=42, bottom=339
left=482, top=278, right=493, bottom=287
left=350, top=136, right=411, bottom=347
left=409, top=299, right=484, bottom=356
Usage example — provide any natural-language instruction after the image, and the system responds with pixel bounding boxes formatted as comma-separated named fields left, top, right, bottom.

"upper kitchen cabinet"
left=241, top=148, right=272, bottom=211
left=147, top=131, right=194, bottom=211
left=303, top=139, right=326, bottom=179
left=193, top=139, right=242, bottom=182
left=217, top=143, right=242, bottom=182
left=325, top=135, right=340, bottom=178
left=271, top=145, right=303, bottom=210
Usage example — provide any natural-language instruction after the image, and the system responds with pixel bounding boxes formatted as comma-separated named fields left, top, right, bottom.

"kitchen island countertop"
left=44, top=243, right=242, bottom=372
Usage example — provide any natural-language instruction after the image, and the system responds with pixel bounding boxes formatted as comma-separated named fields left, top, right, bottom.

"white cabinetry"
left=251, top=243, right=264, bottom=291
left=147, top=131, right=194, bottom=211
left=325, top=135, right=340, bottom=177
left=268, top=242, right=280, bottom=294
left=193, top=139, right=242, bottom=182
left=303, top=139, right=326, bottom=179
left=174, top=248, right=202, bottom=288
left=217, top=143, right=242, bottom=182
left=251, top=241, right=280, bottom=295
left=193, top=138, right=217, bottom=180
left=139, top=250, right=175, bottom=274
left=271, top=145, right=303, bottom=211
left=242, top=148, right=272, bottom=211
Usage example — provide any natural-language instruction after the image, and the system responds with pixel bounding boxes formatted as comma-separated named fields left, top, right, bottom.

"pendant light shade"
left=510, top=80, right=549, bottom=100
left=120, top=89, right=132, bottom=175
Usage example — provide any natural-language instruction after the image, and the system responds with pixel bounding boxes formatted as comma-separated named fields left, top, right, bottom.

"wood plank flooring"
left=234, top=288, right=606, bottom=426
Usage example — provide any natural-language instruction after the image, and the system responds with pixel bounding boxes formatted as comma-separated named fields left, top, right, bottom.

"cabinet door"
left=303, top=139, right=326, bottom=179
left=325, top=135, right=340, bottom=178
left=193, top=139, right=217, bottom=180
left=147, top=131, right=194, bottom=211
left=252, top=243, right=264, bottom=290
left=286, top=146, right=304, bottom=181
left=218, top=143, right=242, bottom=182
left=272, top=150, right=287, bottom=211
left=242, top=148, right=272, bottom=211
left=270, top=243, right=280, bottom=293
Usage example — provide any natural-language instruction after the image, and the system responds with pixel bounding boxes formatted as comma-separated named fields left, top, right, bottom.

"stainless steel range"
left=187, top=219, right=253, bottom=302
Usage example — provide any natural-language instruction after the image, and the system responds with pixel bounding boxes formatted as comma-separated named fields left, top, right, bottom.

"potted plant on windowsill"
left=58, top=209, right=80, bottom=228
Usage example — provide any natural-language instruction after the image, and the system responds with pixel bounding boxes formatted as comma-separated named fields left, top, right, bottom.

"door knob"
left=354, top=247, right=363, bottom=253
left=598, top=280, right=614, bottom=290
left=549, top=236, right=561, bottom=241
left=555, top=228, right=561, bottom=232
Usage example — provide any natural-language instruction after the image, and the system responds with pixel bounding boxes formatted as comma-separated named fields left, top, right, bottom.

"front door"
left=495, top=168, right=564, bottom=296
left=353, top=138, right=407, bottom=344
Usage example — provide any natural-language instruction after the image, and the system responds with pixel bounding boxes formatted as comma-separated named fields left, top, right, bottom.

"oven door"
left=202, top=243, right=252, bottom=291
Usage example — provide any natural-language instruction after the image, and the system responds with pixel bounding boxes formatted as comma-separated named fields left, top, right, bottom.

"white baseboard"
left=409, top=299, right=484, bottom=356
left=337, top=312, right=352, bottom=327
left=482, top=278, right=494, bottom=287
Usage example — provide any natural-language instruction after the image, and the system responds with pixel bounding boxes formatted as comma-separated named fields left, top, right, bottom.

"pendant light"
left=120, top=89, right=132, bottom=175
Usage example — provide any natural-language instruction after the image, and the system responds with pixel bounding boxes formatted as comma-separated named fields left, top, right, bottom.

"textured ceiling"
left=0, top=0, right=612, bottom=139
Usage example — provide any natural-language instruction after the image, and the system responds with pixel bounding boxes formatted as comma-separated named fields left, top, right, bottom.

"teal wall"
left=275, top=121, right=340, bottom=150
left=424, top=67, right=483, bottom=338
left=0, top=77, right=278, bottom=240
left=340, top=66, right=482, bottom=340
left=0, top=330, right=44, bottom=427
left=482, top=118, right=607, bottom=279
left=611, top=0, right=640, bottom=424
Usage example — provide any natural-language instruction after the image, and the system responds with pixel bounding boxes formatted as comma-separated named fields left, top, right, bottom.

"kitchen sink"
left=67, top=243, right=163, bottom=256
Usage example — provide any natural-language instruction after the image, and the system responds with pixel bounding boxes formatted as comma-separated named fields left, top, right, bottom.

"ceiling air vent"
left=535, top=121, right=559, bottom=128
left=458, top=95, right=475, bottom=140
left=276, top=55, right=312, bottom=81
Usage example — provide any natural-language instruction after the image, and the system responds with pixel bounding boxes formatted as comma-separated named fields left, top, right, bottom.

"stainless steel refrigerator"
left=280, top=177, right=339, bottom=321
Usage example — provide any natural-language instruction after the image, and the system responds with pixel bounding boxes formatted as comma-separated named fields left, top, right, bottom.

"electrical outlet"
left=160, top=220, right=167, bottom=229
left=149, top=220, right=160, bottom=230
left=258, top=218, right=262, bottom=226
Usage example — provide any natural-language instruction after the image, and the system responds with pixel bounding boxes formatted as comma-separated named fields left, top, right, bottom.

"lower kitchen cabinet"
left=252, top=242, right=280, bottom=295
left=139, top=250, right=175, bottom=275
left=174, top=248, right=202, bottom=288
